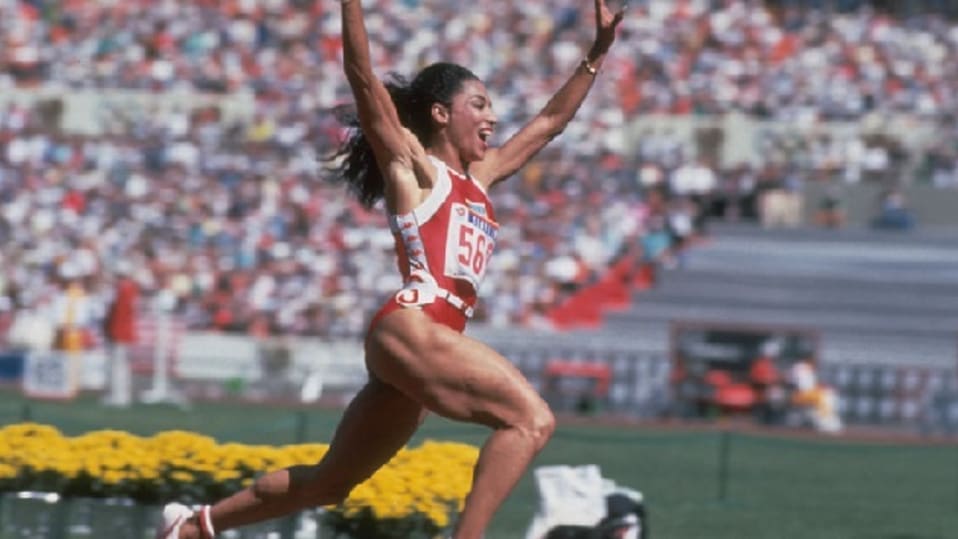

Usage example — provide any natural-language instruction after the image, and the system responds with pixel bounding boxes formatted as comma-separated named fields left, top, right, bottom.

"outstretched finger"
left=600, top=0, right=628, bottom=27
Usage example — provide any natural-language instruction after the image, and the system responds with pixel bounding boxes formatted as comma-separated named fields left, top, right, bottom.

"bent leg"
left=178, top=377, right=424, bottom=537
left=367, top=310, right=556, bottom=539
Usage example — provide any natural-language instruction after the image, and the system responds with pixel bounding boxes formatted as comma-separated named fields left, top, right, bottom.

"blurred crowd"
left=1, top=0, right=957, bottom=342
left=0, top=95, right=655, bottom=342
left=6, top=0, right=958, bottom=119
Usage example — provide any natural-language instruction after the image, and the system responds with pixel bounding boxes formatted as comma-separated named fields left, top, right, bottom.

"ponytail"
left=325, top=74, right=414, bottom=209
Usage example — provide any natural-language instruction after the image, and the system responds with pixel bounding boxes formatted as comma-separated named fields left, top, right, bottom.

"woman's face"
left=444, top=79, right=497, bottom=164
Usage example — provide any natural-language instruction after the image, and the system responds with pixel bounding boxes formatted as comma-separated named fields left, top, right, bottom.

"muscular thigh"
left=365, top=309, right=544, bottom=429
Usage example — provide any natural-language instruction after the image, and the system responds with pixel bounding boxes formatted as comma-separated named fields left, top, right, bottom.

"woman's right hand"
left=593, top=0, right=627, bottom=55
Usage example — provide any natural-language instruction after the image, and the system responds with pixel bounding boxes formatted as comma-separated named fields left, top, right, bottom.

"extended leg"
left=174, top=377, right=423, bottom=538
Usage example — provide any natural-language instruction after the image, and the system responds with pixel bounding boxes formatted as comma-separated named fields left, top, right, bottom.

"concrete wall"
left=803, top=182, right=958, bottom=227
left=0, top=87, right=255, bottom=135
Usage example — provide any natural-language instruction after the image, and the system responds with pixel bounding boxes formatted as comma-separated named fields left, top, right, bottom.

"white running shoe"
left=155, top=502, right=194, bottom=539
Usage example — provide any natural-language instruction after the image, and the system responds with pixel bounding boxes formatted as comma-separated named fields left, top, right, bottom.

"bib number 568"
left=458, top=227, right=490, bottom=275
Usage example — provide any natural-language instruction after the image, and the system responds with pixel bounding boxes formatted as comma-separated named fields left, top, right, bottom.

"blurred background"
left=1, top=0, right=958, bottom=537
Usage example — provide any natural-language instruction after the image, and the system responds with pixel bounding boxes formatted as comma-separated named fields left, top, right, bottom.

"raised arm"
left=471, top=0, right=625, bottom=188
left=341, top=0, right=425, bottom=193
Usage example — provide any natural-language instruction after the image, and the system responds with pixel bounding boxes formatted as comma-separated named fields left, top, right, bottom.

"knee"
left=537, top=403, right=557, bottom=447
left=519, top=399, right=556, bottom=452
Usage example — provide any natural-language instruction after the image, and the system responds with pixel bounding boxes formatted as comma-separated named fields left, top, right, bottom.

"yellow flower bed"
left=0, top=423, right=479, bottom=537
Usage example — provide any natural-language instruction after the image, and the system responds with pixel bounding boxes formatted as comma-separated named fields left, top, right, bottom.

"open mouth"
left=478, top=129, right=493, bottom=144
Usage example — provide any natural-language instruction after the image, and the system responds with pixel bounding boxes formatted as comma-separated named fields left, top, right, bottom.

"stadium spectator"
left=51, top=262, right=95, bottom=354
left=813, top=186, right=847, bottom=228
left=870, top=187, right=917, bottom=230
left=102, top=262, right=140, bottom=407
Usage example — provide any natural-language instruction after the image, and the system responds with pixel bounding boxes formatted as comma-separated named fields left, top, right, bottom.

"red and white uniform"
left=370, top=156, right=499, bottom=333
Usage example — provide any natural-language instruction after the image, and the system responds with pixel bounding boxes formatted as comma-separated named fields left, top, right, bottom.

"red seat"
left=749, top=357, right=780, bottom=385
left=705, top=369, right=732, bottom=387
left=715, top=383, right=757, bottom=411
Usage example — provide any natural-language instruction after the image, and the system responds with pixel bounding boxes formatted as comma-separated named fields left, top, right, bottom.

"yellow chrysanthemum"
left=0, top=423, right=477, bottom=534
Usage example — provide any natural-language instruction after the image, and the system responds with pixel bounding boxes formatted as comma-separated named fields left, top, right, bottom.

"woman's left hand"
left=593, top=0, right=626, bottom=54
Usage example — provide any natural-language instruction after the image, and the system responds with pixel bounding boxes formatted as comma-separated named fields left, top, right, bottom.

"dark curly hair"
left=326, top=62, right=480, bottom=208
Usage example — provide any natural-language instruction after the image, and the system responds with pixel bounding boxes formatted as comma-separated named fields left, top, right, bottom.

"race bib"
left=444, top=202, right=498, bottom=288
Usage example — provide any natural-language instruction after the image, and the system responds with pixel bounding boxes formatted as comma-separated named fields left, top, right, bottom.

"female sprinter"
left=156, top=1, right=624, bottom=537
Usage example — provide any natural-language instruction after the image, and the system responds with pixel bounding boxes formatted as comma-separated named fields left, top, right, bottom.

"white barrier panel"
left=174, top=333, right=261, bottom=381
left=23, top=352, right=79, bottom=400
left=79, top=350, right=108, bottom=390
left=168, top=333, right=367, bottom=402
left=0, top=87, right=256, bottom=135
left=292, top=340, right=367, bottom=386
